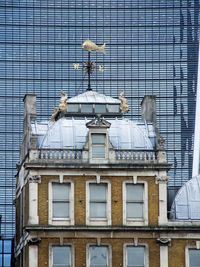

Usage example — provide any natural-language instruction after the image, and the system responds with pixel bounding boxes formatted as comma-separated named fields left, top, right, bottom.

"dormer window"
left=91, top=133, right=106, bottom=158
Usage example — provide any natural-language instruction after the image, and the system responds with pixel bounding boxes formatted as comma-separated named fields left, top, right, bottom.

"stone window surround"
left=123, top=180, right=148, bottom=226
left=48, top=180, right=74, bottom=226
left=86, top=180, right=111, bottom=226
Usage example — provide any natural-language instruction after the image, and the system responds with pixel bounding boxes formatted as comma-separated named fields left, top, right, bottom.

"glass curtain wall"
left=0, top=0, right=199, bottom=237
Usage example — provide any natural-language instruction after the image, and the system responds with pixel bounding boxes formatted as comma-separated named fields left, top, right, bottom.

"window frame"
left=186, top=246, right=200, bottom=267
left=48, top=181, right=74, bottom=225
left=87, top=244, right=111, bottom=267
left=49, top=244, right=74, bottom=267
left=86, top=181, right=111, bottom=225
left=91, top=133, right=107, bottom=159
left=124, top=244, right=149, bottom=267
left=88, top=129, right=109, bottom=163
left=123, top=181, right=148, bottom=226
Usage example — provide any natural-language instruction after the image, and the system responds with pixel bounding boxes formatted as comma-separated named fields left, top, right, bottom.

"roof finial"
left=73, top=39, right=106, bottom=91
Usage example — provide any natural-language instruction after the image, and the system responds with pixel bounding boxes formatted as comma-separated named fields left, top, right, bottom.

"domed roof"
left=171, top=175, right=200, bottom=220
left=33, top=117, right=154, bottom=150
left=68, top=90, right=120, bottom=104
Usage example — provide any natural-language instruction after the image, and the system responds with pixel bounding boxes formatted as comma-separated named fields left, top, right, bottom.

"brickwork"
left=169, top=239, right=196, bottom=267
left=37, top=175, right=158, bottom=226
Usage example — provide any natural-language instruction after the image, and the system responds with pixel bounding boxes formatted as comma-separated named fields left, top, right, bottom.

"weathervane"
left=73, top=39, right=106, bottom=91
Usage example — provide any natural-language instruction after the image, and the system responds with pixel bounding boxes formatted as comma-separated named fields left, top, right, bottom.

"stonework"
left=15, top=94, right=200, bottom=267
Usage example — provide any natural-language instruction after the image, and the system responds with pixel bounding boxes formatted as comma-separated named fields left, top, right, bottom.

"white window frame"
left=185, top=245, right=200, bottom=267
left=87, top=244, right=111, bottom=267
left=89, top=129, right=109, bottom=163
left=49, top=244, right=74, bottom=267
left=124, top=243, right=149, bottom=267
left=48, top=181, right=74, bottom=225
left=123, top=181, right=148, bottom=226
left=86, top=181, right=111, bottom=225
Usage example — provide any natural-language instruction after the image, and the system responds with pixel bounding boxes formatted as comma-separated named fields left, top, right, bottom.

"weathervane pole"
left=87, top=51, right=91, bottom=91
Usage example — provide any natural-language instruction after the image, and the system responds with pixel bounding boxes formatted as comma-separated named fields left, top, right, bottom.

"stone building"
left=15, top=90, right=200, bottom=267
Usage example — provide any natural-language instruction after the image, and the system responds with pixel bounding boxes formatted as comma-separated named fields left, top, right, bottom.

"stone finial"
left=119, top=92, right=129, bottom=113
left=157, top=135, right=165, bottom=151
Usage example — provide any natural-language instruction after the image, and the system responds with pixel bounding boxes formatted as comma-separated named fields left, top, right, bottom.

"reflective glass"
left=53, top=184, right=70, bottom=200
left=127, top=203, right=143, bottom=219
left=81, top=104, right=93, bottom=113
left=89, top=184, right=107, bottom=219
left=52, top=184, right=70, bottom=218
left=189, top=249, right=200, bottom=267
left=53, top=203, right=70, bottom=218
left=89, top=246, right=108, bottom=267
left=107, top=105, right=119, bottom=113
left=68, top=104, right=79, bottom=113
left=95, top=104, right=106, bottom=113
left=53, top=246, right=71, bottom=267
left=126, top=246, right=145, bottom=267
left=126, top=184, right=143, bottom=201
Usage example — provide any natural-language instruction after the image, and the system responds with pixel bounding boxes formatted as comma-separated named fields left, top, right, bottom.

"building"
left=15, top=91, right=200, bottom=267
left=0, top=0, right=200, bottom=238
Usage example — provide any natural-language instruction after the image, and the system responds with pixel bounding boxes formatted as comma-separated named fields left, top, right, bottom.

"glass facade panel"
left=1, top=0, right=199, bottom=237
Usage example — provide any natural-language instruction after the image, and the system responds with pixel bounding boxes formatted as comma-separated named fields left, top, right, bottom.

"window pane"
left=53, top=203, right=69, bottom=218
left=126, top=184, right=143, bottom=201
left=82, top=104, right=93, bottom=113
left=92, top=146, right=105, bottom=158
left=68, top=104, right=79, bottom=112
left=127, top=246, right=145, bottom=267
left=90, top=203, right=107, bottom=218
left=95, top=104, right=106, bottom=113
left=53, top=184, right=70, bottom=201
left=127, top=203, right=143, bottom=219
left=107, top=104, right=119, bottom=113
left=53, top=246, right=71, bottom=267
left=3, top=255, right=11, bottom=266
left=90, top=246, right=108, bottom=267
left=189, top=249, right=200, bottom=267
left=92, top=134, right=105, bottom=144
left=90, top=184, right=107, bottom=201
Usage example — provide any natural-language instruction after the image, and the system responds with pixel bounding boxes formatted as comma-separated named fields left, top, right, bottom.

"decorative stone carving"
left=119, top=92, right=129, bottom=113
left=155, top=175, right=168, bottom=183
left=86, top=117, right=111, bottom=129
left=50, top=91, right=68, bottom=121
left=29, top=175, right=41, bottom=183
left=28, top=237, right=41, bottom=246
left=59, top=91, right=68, bottom=112
left=157, top=135, right=165, bottom=150
left=157, top=238, right=171, bottom=246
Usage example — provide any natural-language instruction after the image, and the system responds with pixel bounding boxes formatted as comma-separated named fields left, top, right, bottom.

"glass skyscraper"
left=0, top=0, right=199, bottom=238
